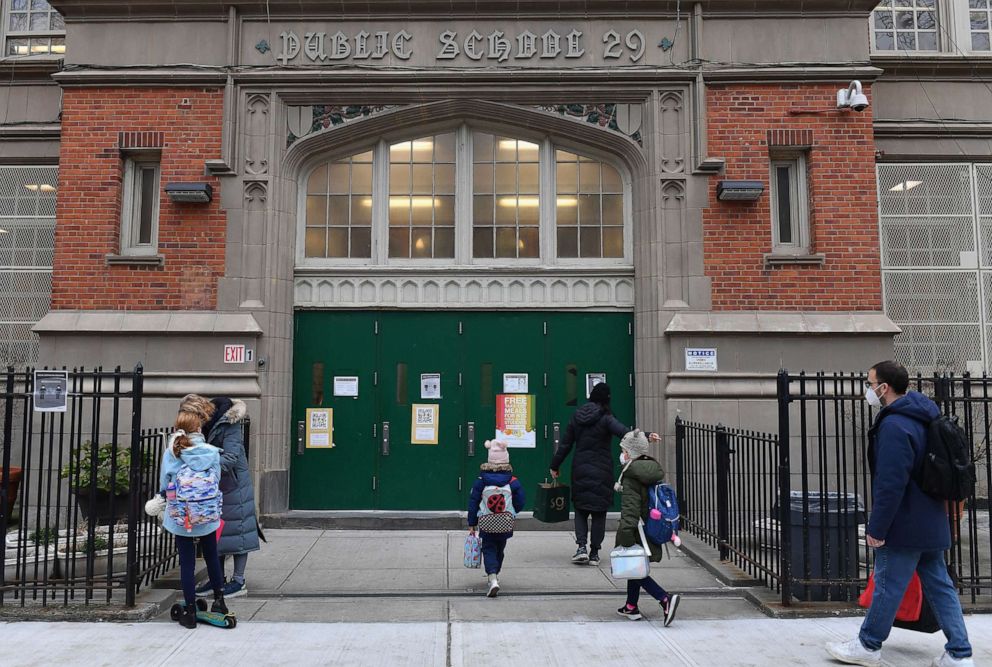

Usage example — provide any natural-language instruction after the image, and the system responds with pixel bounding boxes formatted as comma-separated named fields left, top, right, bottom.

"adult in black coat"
left=549, top=383, right=630, bottom=565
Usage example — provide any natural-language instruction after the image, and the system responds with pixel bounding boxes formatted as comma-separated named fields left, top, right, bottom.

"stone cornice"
left=49, top=1, right=880, bottom=20
left=872, top=54, right=992, bottom=80
left=0, top=123, right=61, bottom=140
left=874, top=120, right=992, bottom=138
left=0, top=60, right=61, bottom=84
left=52, top=68, right=227, bottom=87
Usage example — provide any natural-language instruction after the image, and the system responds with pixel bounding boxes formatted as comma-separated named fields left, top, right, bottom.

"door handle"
left=381, top=421, right=390, bottom=456
left=553, top=422, right=561, bottom=454
left=467, top=421, right=475, bottom=457
left=297, top=420, right=305, bottom=456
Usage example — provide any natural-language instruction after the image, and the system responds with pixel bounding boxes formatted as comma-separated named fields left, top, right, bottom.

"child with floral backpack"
left=467, top=440, right=525, bottom=598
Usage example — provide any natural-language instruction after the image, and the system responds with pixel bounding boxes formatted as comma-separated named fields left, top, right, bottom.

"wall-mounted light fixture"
left=717, top=180, right=764, bottom=201
left=165, top=182, right=213, bottom=203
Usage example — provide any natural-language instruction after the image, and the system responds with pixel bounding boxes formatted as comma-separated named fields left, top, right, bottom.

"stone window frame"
left=870, top=0, right=992, bottom=55
left=769, top=151, right=811, bottom=256
left=1, top=0, right=64, bottom=59
left=296, top=122, right=632, bottom=269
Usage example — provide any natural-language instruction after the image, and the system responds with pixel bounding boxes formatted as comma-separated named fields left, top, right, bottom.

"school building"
left=0, top=0, right=989, bottom=514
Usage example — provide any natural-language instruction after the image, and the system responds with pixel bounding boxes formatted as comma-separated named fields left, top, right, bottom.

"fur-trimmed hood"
left=480, top=462, right=513, bottom=473
left=223, top=399, right=247, bottom=424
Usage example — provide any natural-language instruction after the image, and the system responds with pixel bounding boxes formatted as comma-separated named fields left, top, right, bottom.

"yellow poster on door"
left=306, top=407, right=333, bottom=448
left=411, top=404, right=439, bottom=445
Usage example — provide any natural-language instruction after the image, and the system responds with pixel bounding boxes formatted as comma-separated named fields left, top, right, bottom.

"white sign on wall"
left=685, top=348, right=718, bottom=372
left=224, top=344, right=246, bottom=364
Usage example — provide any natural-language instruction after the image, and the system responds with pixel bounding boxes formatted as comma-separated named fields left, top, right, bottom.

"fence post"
left=125, top=364, right=144, bottom=608
left=777, top=369, right=793, bottom=606
left=715, top=424, right=731, bottom=561
left=674, top=416, right=686, bottom=518
left=0, top=368, right=14, bottom=606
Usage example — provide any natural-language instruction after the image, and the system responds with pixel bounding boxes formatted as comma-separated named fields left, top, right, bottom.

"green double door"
left=290, top=311, right=633, bottom=510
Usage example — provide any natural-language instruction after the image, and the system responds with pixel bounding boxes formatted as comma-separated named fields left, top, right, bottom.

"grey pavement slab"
left=281, top=567, right=448, bottom=593
left=248, top=598, right=449, bottom=623
left=300, top=536, right=446, bottom=570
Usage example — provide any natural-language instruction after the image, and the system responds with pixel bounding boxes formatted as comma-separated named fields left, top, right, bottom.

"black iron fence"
left=0, top=365, right=179, bottom=608
left=676, top=370, right=992, bottom=607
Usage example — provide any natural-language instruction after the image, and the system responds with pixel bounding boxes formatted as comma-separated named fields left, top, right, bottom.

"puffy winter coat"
left=467, top=464, right=526, bottom=538
left=159, top=434, right=222, bottom=539
left=207, top=399, right=260, bottom=555
left=550, top=402, right=629, bottom=512
left=867, top=391, right=951, bottom=551
left=614, top=456, right=666, bottom=562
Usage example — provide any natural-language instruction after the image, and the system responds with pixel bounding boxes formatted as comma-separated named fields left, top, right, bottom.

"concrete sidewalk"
left=3, top=617, right=990, bottom=666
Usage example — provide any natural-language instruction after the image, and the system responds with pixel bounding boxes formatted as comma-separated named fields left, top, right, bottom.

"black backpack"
left=915, top=415, right=977, bottom=501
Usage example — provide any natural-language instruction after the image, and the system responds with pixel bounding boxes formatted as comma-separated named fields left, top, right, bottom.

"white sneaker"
left=486, top=575, right=500, bottom=598
left=825, top=638, right=882, bottom=667
left=932, top=652, right=975, bottom=667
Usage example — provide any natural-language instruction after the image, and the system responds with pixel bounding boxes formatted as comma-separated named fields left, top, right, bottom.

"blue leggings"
left=176, top=533, right=224, bottom=606
left=626, top=576, right=669, bottom=607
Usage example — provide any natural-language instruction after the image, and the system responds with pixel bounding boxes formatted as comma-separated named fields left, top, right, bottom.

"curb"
left=0, top=588, right=178, bottom=623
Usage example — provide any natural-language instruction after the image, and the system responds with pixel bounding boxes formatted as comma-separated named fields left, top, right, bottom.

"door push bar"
left=381, top=421, right=390, bottom=456
left=553, top=422, right=561, bottom=453
left=296, top=421, right=305, bottom=455
left=467, top=421, right=475, bottom=457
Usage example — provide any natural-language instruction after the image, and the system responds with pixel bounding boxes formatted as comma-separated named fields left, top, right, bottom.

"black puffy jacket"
left=550, top=402, right=629, bottom=512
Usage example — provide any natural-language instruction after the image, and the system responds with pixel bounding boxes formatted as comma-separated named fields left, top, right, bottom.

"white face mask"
left=865, top=383, right=884, bottom=408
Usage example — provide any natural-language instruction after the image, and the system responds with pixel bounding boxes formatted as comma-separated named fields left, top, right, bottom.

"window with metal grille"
left=0, top=166, right=56, bottom=366
left=878, top=163, right=992, bottom=374
left=3, top=0, right=64, bottom=57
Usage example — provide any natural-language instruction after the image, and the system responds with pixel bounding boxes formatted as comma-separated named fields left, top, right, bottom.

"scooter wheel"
left=169, top=603, right=181, bottom=621
left=225, top=615, right=237, bottom=629
left=195, top=598, right=208, bottom=612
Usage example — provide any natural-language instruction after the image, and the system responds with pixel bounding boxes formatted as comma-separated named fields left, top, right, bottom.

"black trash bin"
left=777, top=491, right=866, bottom=602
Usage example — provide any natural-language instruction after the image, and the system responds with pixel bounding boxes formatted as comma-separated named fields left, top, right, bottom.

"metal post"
left=715, top=424, right=731, bottom=561
left=125, top=364, right=144, bottom=608
left=0, top=367, right=14, bottom=606
left=777, top=369, right=793, bottom=606
left=675, top=416, right=686, bottom=518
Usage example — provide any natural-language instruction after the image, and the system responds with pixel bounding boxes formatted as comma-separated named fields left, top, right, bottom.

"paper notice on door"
left=420, top=373, right=441, bottom=399
left=585, top=372, right=607, bottom=398
left=333, top=376, right=359, bottom=397
left=502, top=373, right=528, bottom=394
left=411, top=403, right=439, bottom=445
left=496, top=394, right=536, bottom=448
left=306, top=408, right=334, bottom=448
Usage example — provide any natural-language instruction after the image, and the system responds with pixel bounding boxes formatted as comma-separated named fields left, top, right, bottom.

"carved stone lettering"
left=304, top=32, right=327, bottom=61
left=541, top=30, right=561, bottom=58
left=464, top=30, right=484, bottom=60
left=354, top=30, right=371, bottom=59
left=438, top=30, right=459, bottom=59
left=603, top=30, right=622, bottom=59
left=277, top=31, right=300, bottom=65
left=329, top=31, right=352, bottom=59
left=625, top=30, right=645, bottom=62
left=372, top=31, right=390, bottom=58
left=566, top=30, right=584, bottom=58
left=516, top=31, right=537, bottom=58
left=488, top=30, right=511, bottom=62
left=393, top=30, right=413, bottom=59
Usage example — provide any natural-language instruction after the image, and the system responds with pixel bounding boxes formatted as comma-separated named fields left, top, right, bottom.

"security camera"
left=837, top=80, right=869, bottom=112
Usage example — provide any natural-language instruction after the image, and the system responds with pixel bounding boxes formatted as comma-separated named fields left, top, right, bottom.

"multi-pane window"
left=971, top=0, right=992, bottom=51
left=769, top=155, right=810, bottom=253
left=473, top=133, right=540, bottom=259
left=299, top=125, right=629, bottom=266
left=305, top=151, right=373, bottom=259
left=4, top=0, right=65, bottom=57
left=0, top=166, right=56, bottom=366
left=555, top=151, right=624, bottom=259
left=120, top=157, right=161, bottom=256
left=871, top=0, right=939, bottom=51
left=388, top=134, right=455, bottom=259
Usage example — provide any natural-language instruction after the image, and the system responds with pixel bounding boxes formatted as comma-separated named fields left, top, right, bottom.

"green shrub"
left=59, top=441, right=143, bottom=494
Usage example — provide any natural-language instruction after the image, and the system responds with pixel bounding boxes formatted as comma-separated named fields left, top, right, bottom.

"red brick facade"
left=704, top=83, right=881, bottom=311
left=52, top=88, right=226, bottom=310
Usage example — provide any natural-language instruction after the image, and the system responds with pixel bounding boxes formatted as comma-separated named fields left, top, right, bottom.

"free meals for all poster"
left=496, top=394, right=536, bottom=448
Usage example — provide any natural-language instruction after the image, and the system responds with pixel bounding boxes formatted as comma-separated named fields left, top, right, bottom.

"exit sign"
left=224, top=344, right=252, bottom=364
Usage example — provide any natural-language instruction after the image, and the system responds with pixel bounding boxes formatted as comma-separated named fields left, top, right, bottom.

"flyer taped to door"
left=496, top=394, right=536, bottom=448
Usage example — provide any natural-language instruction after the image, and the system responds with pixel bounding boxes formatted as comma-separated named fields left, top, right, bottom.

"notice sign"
left=420, top=373, right=441, bottom=400
left=34, top=370, right=68, bottom=413
left=333, top=376, right=359, bottom=397
left=306, top=408, right=334, bottom=448
left=496, top=394, right=536, bottom=448
left=685, top=348, right=718, bottom=372
left=411, top=403, right=439, bottom=445
left=502, top=373, right=528, bottom=394
left=585, top=372, right=607, bottom=398
left=224, top=344, right=253, bottom=364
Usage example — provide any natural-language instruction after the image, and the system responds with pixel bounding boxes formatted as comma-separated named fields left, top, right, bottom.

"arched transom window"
left=300, top=125, right=629, bottom=266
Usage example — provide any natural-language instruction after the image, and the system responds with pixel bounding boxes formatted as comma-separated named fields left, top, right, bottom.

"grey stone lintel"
left=665, top=311, right=901, bottom=336
left=33, top=310, right=263, bottom=336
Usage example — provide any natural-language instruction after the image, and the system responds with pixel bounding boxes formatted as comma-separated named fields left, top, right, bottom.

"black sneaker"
left=571, top=547, right=589, bottom=564
left=616, top=605, right=642, bottom=621
left=588, top=550, right=601, bottom=566
left=661, top=593, right=681, bottom=627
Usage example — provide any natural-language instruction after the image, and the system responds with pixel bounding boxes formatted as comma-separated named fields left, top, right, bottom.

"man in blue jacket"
left=827, top=360, right=973, bottom=667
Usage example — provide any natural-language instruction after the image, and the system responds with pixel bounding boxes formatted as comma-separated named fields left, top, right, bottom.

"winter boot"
left=179, top=603, right=197, bottom=629
left=211, top=591, right=229, bottom=615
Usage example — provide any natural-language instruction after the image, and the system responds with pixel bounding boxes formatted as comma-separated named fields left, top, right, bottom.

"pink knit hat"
left=485, top=439, right=510, bottom=465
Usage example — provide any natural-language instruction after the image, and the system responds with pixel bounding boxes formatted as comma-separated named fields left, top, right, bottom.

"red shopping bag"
left=216, top=518, right=225, bottom=541
left=858, top=571, right=923, bottom=622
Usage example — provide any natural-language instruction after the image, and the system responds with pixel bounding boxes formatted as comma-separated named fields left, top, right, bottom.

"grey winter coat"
left=550, top=402, right=630, bottom=512
left=209, top=400, right=260, bottom=555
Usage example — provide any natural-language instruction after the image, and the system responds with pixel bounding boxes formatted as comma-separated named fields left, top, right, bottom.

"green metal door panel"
left=546, top=313, right=634, bottom=510
left=460, top=312, right=550, bottom=499
left=376, top=312, right=465, bottom=510
left=290, top=312, right=378, bottom=509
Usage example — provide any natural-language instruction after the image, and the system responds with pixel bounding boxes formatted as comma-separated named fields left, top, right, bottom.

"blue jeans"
left=626, top=576, right=669, bottom=607
left=176, top=533, right=224, bottom=606
left=860, top=547, right=972, bottom=659
left=480, top=535, right=507, bottom=575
